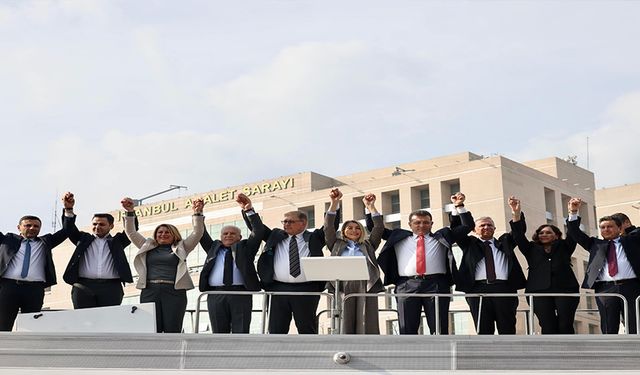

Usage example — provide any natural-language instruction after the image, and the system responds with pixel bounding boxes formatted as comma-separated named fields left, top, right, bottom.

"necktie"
left=416, top=235, right=426, bottom=275
left=21, top=240, right=32, bottom=278
left=608, top=240, right=618, bottom=277
left=223, top=248, right=234, bottom=286
left=483, top=240, right=496, bottom=282
left=289, top=235, right=301, bottom=277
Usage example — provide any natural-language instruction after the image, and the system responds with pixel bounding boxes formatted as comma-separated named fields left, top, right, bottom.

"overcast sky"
left=1, top=0, right=639, bottom=233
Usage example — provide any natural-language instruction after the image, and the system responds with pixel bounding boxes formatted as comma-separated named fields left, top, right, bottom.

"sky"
left=1, top=0, right=639, bottom=233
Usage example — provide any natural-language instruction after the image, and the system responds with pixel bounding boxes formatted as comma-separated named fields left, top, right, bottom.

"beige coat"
left=124, top=214, right=204, bottom=290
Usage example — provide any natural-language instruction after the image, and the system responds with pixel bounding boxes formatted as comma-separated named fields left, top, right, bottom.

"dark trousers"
left=395, top=275, right=451, bottom=335
left=0, top=278, right=46, bottom=331
left=268, top=281, right=320, bottom=334
left=140, top=283, right=187, bottom=333
left=594, top=279, right=640, bottom=334
left=207, top=285, right=252, bottom=333
left=71, top=278, right=124, bottom=309
left=466, top=281, right=518, bottom=335
left=530, top=294, right=579, bottom=334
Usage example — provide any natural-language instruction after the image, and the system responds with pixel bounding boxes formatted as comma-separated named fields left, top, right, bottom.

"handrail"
left=342, top=291, right=628, bottom=335
left=194, top=290, right=333, bottom=334
left=191, top=289, right=625, bottom=335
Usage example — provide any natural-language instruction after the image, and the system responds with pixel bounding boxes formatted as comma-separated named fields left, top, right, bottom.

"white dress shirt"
left=3, top=238, right=46, bottom=282
left=273, top=232, right=310, bottom=283
left=208, top=247, right=245, bottom=286
left=474, top=238, right=509, bottom=281
left=396, top=234, right=447, bottom=276
left=79, top=236, right=119, bottom=279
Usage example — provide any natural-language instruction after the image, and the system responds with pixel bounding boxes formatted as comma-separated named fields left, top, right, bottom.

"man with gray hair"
left=199, top=193, right=264, bottom=333
left=454, top=203, right=526, bottom=335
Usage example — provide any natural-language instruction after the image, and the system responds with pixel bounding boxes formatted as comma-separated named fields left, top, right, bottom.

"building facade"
left=45, top=151, right=603, bottom=334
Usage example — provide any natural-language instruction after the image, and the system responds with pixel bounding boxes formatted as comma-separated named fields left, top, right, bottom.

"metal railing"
left=193, top=290, right=333, bottom=334
left=343, top=291, right=628, bottom=335
left=191, top=289, right=629, bottom=335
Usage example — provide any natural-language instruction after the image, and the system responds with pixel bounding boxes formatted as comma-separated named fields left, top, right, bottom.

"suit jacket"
left=376, top=211, right=475, bottom=287
left=510, top=213, right=579, bottom=293
left=454, top=226, right=526, bottom=293
left=63, top=215, right=136, bottom=284
left=198, top=211, right=264, bottom=292
left=0, top=215, right=71, bottom=288
left=567, top=216, right=640, bottom=289
left=124, top=214, right=204, bottom=290
left=324, top=212, right=384, bottom=293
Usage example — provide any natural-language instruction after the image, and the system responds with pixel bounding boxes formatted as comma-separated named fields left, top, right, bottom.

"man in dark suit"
left=376, top=192, right=473, bottom=335
left=255, top=207, right=336, bottom=334
left=62, top=192, right=134, bottom=309
left=0, top=203, right=70, bottom=331
left=454, top=212, right=526, bottom=335
left=199, top=193, right=264, bottom=333
left=567, top=198, right=640, bottom=334
left=612, top=212, right=640, bottom=236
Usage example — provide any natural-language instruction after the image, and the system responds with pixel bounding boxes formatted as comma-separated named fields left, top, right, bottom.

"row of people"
left=0, top=190, right=638, bottom=334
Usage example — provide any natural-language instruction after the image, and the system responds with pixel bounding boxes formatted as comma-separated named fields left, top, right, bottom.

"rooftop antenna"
left=51, top=190, right=59, bottom=231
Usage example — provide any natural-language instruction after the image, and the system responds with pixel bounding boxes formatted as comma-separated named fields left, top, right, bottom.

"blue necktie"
left=21, top=240, right=31, bottom=278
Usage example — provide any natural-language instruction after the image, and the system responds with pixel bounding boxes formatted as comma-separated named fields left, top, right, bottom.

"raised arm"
left=364, top=193, right=384, bottom=249
left=183, top=198, right=206, bottom=253
left=450, top=192, right=474, bottom=242
left=508, top=196, right=533, bottom=256
left=61, top=191, right=81, bottom=244
left=565, top=197, right=594, bottom=251
left=324, top=188, right=342, bottom=250
left=121, top=197, right=147, bottom=249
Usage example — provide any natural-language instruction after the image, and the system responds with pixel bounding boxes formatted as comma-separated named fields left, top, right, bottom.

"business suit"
left=376, top=211, right=474, bottom=335
left=124, top=212, right=204, bottom=333
left=199, top=210, right=264, bottom=333
left=254, top=211, right=333, bottom=334
left=454, top=227, right=526, bottom=334
left=567, top=216, right=640, bottom=334
left=510, top=214, right=579, bottom=334
left=63, top=215, right=135, bottom=309
left=325, top=212, right=384, bottom=334
left=0, top=217, right=69, bottom=331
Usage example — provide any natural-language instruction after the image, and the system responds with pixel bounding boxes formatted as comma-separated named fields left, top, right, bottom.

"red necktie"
left=416, top=235, right=426, bottom=275
left=608, top=240, right=618, bottom=277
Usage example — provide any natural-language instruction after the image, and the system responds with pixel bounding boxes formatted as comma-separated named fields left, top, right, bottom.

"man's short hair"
left=611, top=212, right=631, bottom=224
left=93, top=213, right=115, bottom=225
left=599, top=215, right=622, bottom=227
left=474, top=216, right=495, bottom=226
left=408, top=210, right=432, bottom=222
left=19, top=215, right=41, bottom=225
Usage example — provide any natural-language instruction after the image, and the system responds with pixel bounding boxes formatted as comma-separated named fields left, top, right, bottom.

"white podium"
left=301, top=256, right=369, bottom=334
left=14, top=303, right=157, bottom=333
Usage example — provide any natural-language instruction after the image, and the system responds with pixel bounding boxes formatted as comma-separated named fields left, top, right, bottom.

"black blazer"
left=567, top=217, right=640, bottom=289
left=63, top=215, right=135, bottom=284
left=454, top=226, right=526, bottom=293
left=251, top=211, right=338, bottom=292
left=375, top=211, right=475, bottom=287
left=0, top=215, right=70, bottom=288
left=199, top=211, right=264, bottom=292
left=510, top=213, right=579, bottom=293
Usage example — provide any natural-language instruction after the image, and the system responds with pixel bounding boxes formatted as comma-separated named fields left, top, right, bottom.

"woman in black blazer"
left=508, top=196, right=580, bottom=334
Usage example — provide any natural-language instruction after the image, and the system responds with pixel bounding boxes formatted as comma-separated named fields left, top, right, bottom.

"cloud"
left=512, top=91, right=640, bottom=188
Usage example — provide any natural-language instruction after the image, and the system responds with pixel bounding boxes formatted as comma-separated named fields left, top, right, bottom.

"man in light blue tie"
left=0, top=199, right=71, bottom=331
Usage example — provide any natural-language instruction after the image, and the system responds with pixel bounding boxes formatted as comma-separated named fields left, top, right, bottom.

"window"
left=390, top=192, right=400, bottom=214
left=299, top=205, right=316, bottom=229
left=419, top=189, right=430, bottom=209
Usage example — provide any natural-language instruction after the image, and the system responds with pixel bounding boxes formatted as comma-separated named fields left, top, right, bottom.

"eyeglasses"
left=281, top=220, right=301, bottom=225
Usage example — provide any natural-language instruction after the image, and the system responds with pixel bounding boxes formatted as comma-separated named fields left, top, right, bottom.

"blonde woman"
left=121, top=197, right=205, bottom=333
left=324, top=188, right=384, bottom=334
